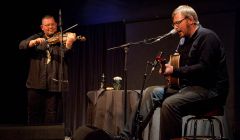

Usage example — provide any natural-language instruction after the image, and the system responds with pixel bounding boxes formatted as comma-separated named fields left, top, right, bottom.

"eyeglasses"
left=172, top=18, right=187, bottom=27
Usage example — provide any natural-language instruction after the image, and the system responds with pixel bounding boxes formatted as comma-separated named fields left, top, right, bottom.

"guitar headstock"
left=155, top=52, right=166, bottom=74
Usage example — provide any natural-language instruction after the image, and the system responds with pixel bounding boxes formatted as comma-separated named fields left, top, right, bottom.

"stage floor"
left=0, top=124, right=64, bottom=140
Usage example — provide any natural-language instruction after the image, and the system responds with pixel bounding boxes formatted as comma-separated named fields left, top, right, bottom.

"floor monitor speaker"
left=72, top=125, right=113, bottom=140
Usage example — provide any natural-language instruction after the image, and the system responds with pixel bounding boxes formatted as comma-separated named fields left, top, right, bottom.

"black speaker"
left=72, top=125, right=113, bottom=140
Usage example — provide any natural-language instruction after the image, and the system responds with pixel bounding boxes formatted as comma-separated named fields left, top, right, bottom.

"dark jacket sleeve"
left=19, top=33, right=44, bottom=50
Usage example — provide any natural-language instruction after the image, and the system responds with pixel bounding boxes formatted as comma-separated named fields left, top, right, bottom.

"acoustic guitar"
left=160, top=52, right=180, bottom=89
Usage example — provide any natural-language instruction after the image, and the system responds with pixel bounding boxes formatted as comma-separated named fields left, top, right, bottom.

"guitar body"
left=168, top=52, right=180, bottom=89
left=160, top=52, right=180, bottom=89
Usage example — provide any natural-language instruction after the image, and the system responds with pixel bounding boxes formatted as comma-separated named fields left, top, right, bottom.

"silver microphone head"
left=179, top=37, right=185, bottom=45
left=169, top=29, right=177, bottom=35
left=149, top=29, right=177, bottom=43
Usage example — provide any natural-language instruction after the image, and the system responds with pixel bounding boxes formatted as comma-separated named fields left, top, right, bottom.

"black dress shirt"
left=19, top=32, right=72, bottom=92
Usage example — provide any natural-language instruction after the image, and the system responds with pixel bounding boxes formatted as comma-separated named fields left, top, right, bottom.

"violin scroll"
left=77, top=35, right=86, bottom=42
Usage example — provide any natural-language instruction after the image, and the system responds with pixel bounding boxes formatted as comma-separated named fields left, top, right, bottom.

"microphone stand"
left=108, top=41, right=145, bottom=124
left=132, top=61, right=153, bottom=140
left=58, top=9, right=64, bottom=92
left=57, top=9, right=71, bottom=139
left=107, top=30, right=174, bottom=125
left=123, top=46, right=128, bottom=124
left=132, top=51, right=165, bottom=140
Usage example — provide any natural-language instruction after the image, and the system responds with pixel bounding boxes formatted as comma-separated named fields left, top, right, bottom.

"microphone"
left=59, top=9, right=62, bottom=27
left=151, top=52, right=163, bottom=72
left=179, top=37, right=185, bottom=45
left=154, top=29, right=177, bottom=42
left=175, top=37, right=185, bottom=52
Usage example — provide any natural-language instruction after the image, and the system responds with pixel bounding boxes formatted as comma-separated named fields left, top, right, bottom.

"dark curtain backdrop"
left=65, top=21, right=126, bottom=133
left=1, top=1, right=239, bottom=139
left=234, top=8, right=240, bottom=138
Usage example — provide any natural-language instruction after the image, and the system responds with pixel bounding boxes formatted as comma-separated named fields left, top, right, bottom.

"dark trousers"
left=121, top=86, right=222, bottom=140
left=27, top=88, right=63, bottom=125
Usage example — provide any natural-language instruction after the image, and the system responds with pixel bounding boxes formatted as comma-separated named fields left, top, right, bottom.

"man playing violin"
left=19, top=15, right=77, bottom=125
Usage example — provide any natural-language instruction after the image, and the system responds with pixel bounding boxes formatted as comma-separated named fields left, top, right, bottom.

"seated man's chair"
left=183, top=105, right=224, bottom=139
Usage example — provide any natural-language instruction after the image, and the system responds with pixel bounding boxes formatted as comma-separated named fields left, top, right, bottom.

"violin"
left=46, top=32, right=86, bottom=45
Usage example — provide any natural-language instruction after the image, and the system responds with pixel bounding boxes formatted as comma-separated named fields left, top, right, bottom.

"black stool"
left=183, top=106, right=225, bottom=139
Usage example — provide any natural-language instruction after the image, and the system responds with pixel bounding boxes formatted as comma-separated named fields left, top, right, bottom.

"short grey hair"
left=172, top=5, right=199, bottom=25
